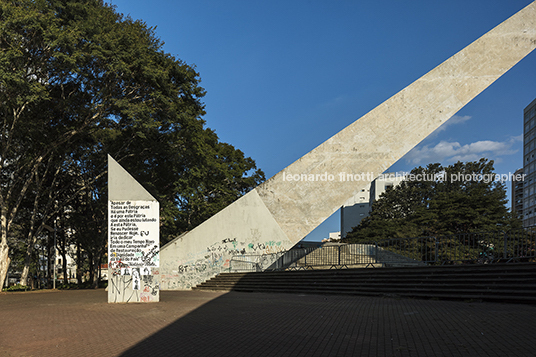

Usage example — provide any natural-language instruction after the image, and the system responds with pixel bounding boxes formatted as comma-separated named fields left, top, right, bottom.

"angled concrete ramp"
left=161, top=2, right=536, bottom=290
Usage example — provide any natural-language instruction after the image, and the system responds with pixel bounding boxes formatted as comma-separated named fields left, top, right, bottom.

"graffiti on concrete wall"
left=108, top=200, right=160, bottom=303
left=108, top=255, right=160, bottom=303
left=108, top=270, right=160, bottom=303
left=160, top=237, right=286, bottom=290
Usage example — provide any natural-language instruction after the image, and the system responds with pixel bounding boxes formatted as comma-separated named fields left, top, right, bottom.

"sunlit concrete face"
left=108, top=156, right=160, bottom=303
left=256, top=2, right=536, bottom=243
left=161, top=2, right=536, bottom=289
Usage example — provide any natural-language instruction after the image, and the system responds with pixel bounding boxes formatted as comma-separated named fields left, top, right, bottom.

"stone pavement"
left=1, top=289, right=535, bottom=357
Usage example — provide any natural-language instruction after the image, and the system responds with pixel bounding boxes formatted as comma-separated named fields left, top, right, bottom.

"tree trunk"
left=88, top=251, right=95, bottom=286
left=92, top=260, right=99, bottom=288
left=19, top=236, right=36, bottom=286
left=92, top=251, right=103, bottom=289
left=0, top=243, right=10, bottom=290
left=19, top=186, right=42, bottom=286
left=62, top=250, right=68, bottom=284
left=20, top=264, right=30, bottom=286
left=0, top=211, right=11, bottom=289
left=47, top=237, right=54, bottom=288
left=76, top=241, right=83, bottom=285
left=97, top=250, right=105, bottom=288
left=58, top=230, right=68, bottom=284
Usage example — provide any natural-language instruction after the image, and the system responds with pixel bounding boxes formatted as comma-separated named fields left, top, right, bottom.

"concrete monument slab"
left=161, top=2, right=536, bottom=289
left=108, top=155, right=160, bottom=303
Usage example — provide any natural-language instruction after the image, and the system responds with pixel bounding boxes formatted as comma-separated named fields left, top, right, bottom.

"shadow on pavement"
left=120, top=290, right=536, bottom=357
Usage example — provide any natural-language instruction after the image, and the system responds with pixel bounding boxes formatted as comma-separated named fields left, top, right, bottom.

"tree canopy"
left=344, top=159, right=521, bottom=243
left=1, top=0, right=264, bottom=288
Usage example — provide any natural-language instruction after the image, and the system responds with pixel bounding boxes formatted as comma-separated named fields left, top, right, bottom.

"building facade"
left=512, top=168, right=524, bottom=219
left=340, top=174, right=404, bottom=238
left=340, top=186, right=370, bottom=238
left=523, top=98, right=536, bottom=228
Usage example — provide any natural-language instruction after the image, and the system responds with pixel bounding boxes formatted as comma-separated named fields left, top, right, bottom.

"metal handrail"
left=229, top=258, right=260, bottom=272
left=228, top=231, right=536, bottom=272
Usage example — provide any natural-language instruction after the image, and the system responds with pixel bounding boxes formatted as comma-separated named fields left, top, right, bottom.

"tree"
left=1, top=0, right=263, bottom=289
left=344, top=159, right=520, bottom=243
left=109, top=116, right=264, bottom=244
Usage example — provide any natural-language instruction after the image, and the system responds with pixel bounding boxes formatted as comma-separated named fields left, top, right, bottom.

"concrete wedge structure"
left=161, top=2, right=536, bottom=290
left=108, top=155, right=160, bottom=302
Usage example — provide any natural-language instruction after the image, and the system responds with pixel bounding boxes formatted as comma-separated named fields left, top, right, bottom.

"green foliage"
left=3, top=284, right=31, bottom=292
left=345, top=159, right=520, bottom=243
left=56, top=281, right=107, bottom=290
left=1, top=0, right=264, bottom=285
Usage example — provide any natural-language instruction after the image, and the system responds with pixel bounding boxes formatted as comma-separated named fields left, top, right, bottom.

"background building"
left=340, top=186, right=370, bottom=239
left=523, top=97, right=536, bottom=228
left=512, top=168, right=524, bottom=219
left=340, top=174, right=404, bottom=238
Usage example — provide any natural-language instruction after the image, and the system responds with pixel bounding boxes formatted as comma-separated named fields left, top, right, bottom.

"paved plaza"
left=1, top=289, right=535, bottom=356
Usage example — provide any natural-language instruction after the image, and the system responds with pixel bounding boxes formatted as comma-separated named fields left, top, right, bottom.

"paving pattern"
left=1, top=289, right=535, bottom=356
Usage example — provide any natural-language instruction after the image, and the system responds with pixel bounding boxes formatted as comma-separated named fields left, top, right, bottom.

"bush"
left=57, top=281, right=108, bottom=290
left=2, top=284, right=31, bottom=292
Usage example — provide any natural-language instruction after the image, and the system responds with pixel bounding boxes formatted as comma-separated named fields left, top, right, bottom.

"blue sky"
left=109, top=0, right=535, bottom=241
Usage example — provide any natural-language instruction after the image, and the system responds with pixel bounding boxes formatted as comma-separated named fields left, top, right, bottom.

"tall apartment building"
left=512, top=168, right=524, bottom=219
left=523, top=97, right=536, bottom=228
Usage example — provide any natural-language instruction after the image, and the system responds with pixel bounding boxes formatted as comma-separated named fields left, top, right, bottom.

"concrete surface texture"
left=160, top=2, right=536, bottom=289
left=160, top=191, right=292, bottom=289
left=108, top=156, right=160, bottom=303
left=108, top=155, right=155, bottom=202
left=1, top=289, right=536, bottom=357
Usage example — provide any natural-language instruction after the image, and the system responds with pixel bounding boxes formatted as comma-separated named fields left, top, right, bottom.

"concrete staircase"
left=193, top=263, right=536, bottom=304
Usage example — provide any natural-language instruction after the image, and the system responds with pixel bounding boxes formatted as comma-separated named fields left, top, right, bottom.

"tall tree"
left=345, top=159, right=519, bottom=242
left=1, top=0, right=60, bottom=290
left=1, top=0, right=263, bottom=289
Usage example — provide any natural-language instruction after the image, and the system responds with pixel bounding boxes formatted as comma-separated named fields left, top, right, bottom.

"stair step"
left=193, top=263, right=536, bottom=304
left=194, top=283, right=536, bottom=294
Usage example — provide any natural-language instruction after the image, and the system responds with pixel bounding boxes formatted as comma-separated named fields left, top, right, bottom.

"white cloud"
left=404, top=136, right=521, bottom=165
left=434, top=115, right=472, bottom=133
